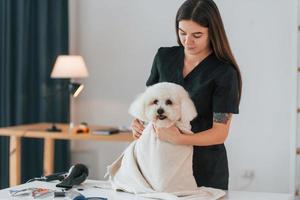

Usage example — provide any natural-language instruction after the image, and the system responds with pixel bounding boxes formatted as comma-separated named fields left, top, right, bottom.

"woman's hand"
left=130, top=118, right=144, bottom=139
left=153, top=125, right=183, bottom=144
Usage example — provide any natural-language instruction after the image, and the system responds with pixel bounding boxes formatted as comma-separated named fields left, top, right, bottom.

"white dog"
left=129, top=82, right=197, bottom=130
left=106, top=82, right=224, bottom=199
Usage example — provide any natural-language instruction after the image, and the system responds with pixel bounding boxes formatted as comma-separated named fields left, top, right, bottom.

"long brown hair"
left=176, top=0, right=242, bottom=104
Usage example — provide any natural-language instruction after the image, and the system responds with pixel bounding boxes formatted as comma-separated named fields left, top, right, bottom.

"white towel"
left=106, top=122, right=225, bottom=200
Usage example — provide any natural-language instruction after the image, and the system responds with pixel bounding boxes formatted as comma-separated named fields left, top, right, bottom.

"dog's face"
left=129, top=82, right=197, bottom=128
left=144, top=92, right=181, bottom=128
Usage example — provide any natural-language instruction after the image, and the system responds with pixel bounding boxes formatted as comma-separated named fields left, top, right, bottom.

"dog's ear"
left=128, top=93, right=147, bottom=121
left=180, top=91, right=197, bottom=123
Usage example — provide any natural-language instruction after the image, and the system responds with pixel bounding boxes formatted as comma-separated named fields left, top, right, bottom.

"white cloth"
left=106, top=122, right=225, bottom=200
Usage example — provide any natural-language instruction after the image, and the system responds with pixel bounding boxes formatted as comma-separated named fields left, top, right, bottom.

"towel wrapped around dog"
left=106, top=122, right=225, bottom=200
left=106, top=82, right=225, bottom=200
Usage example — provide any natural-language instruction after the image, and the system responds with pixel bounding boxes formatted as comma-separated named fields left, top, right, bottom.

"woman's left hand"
left=153, top=125, right=183, bottom=144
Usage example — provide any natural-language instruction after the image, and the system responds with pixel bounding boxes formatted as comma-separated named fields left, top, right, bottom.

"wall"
left=69, top=0, right=298, bottom=193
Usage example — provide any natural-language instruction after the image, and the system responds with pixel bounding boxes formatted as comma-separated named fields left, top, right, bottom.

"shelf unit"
left=296, top=17, right=300, bottom=197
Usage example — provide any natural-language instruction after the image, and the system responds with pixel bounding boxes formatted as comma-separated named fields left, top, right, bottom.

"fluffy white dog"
left=106, top=82, right=224, bottom=199
left=129, top=82, right=197, bottom=130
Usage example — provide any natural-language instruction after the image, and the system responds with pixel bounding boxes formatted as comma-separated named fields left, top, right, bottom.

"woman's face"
left=178, top=20, right=211, bottom=55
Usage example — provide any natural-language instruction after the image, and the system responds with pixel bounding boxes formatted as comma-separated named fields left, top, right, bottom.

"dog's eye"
left=153, top=99, right=158, bottom=105
left=166, top=99, right=172, bottom=105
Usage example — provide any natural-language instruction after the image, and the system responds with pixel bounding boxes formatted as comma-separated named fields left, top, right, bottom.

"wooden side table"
left=0, top=123, right=133, bottom=186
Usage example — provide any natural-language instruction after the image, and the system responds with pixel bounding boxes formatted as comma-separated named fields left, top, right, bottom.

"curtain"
left=0, top=0, right=70, bottom=188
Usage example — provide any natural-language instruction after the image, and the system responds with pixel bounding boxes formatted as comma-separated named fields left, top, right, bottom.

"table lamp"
left=48, top=55, right=89, bottom=132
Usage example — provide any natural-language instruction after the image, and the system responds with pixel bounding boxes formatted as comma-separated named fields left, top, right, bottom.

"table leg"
left=9, top=136, right=21, bottom=186
left=43, top=138, right=54, bottom=175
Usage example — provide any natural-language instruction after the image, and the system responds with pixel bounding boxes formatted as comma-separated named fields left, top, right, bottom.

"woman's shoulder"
left=156, top=46, right=182, bottom=57
left=217, top=62, right=236, bottom=73
left=209, top=56, right=236, bottom=75
left=212, top=61, right=238, bottom=82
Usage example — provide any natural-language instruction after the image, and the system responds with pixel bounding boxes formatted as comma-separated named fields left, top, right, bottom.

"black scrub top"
left=146, top=46, right=239, bottom=190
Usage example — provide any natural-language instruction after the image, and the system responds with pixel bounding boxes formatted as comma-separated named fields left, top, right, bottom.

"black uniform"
left=146, top=46, right=239, bottom=190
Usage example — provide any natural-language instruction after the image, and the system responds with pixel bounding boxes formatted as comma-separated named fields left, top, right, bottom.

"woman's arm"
left=180, top=113, right=232, bottom=146
left=155, top=113, right=233, bottom=146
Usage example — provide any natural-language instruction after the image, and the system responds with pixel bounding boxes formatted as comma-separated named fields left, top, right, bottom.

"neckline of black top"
left=179, top=46, right=215, bottom=81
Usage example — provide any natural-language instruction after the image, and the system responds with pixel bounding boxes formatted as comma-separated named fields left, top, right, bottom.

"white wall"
left=218, top=0, right=298, bottom=193
left=69, top=0, right=298, bottom=194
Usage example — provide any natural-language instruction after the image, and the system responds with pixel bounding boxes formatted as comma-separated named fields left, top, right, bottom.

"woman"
left=131, top=0, right=242, bottom=190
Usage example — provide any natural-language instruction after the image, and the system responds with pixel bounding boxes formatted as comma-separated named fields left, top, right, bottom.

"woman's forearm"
left=179, top=123, right=230, bottom=146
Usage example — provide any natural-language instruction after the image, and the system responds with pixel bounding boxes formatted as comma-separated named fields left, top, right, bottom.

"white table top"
left=0, top=180, right=293, bottom=200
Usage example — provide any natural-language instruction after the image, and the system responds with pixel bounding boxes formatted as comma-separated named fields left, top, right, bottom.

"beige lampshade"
left=51, top=55, right=89, bottom=78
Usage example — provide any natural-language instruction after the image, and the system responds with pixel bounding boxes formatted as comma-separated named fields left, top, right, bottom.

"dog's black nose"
left=157, top=108, right=164, bottom=115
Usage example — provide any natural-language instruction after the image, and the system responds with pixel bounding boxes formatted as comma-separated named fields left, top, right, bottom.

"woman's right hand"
left=131, top=118, right=144, bottom=139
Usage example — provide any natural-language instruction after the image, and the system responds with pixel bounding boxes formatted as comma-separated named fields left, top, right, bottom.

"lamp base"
left=46, top=123, right=62, bottom=132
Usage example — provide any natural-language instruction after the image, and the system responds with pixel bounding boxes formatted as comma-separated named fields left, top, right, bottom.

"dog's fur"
left=129, top=82, right=197, bottom=129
